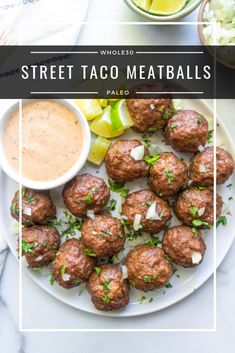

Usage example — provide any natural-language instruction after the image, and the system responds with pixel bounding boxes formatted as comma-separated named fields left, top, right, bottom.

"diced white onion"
left=192, top=252, right=202, bottom=264
left=23, top=207, right=32, bottom=216
left=62, top=273, right=71, bottom=281
left=34, top=255, right=43, bottom=262
left=130, top=145, right=145, bottom=161
left=199, top=164, right=207, bottom=173
left=149, top=104, right=155, bottom=110
left=86, top=210, right=95, bottom=220
left=198, top=207, right=205, bottom=217
left=121, top=265, right=128, bottom=279
left=133, top=214, right=142, bottom=231
left=198, top=145, right=205, bottom=152
left=146, top=202, right=161, bottom=221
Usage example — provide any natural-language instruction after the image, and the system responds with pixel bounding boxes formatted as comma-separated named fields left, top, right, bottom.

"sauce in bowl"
left=3, top=100, right=84, bottom=182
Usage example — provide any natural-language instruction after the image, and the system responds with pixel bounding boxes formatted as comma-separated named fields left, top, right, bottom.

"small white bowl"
left=0, top=99, right=91, bottom=190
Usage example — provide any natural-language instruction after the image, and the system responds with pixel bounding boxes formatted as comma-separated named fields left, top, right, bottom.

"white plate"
left=1, top=99, right=235, bottom=317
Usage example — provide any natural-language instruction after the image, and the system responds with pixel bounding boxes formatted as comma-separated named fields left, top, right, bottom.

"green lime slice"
left=110, top=99, right=134, bottom=131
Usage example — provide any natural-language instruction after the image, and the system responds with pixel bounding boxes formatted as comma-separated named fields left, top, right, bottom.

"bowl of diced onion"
left=198, top=0, right=235, bottom=69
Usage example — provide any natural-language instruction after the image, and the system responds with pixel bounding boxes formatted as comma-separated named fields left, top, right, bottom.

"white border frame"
left=18, top=21, right=217, bottom=332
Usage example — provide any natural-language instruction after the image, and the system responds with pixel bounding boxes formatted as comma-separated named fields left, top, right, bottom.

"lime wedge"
left=98, top=99, right=108, bottom=108
left=88, top=136, right=111, bottom=165
left=149, top=0, right=188, bottom=15
left=90, top=106, right=124, bottom=138
left=110, top=100, right=134, bottom=131
left=132, top=0, right=152, bottom=11
left=74, top=99, right=102, bottom=120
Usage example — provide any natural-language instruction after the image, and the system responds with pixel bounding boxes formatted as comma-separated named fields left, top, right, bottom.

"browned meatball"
left=173, top=187, right=222, bottom=228
left=62, top=173, right=110, bottom=218
left=81, top=213, right=125, bottom=257
left=190, top=146, right=235, bottom=186
left=164, top=110, right=208, bottom=153
left=125, top=245, right=172, bottom=291
left=105, top=140, right=148, bottom=182
left=52, top=238, right=96, bottom=289
left=162, top=226, right=206, bottom=268
left=149, top=152, right=188, bottom=197
left=11, top=188, right=56, bottom=226
left=86, top=264, right=129, bottom=311
left=22, top=226, right=60, bottom=268
left=122, top=190, right=171, bottom=234
left=126, top=98, right=173, bottom=133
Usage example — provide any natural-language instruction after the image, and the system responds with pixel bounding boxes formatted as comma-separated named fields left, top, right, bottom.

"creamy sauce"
left=3, top=100, right=83, bottom=181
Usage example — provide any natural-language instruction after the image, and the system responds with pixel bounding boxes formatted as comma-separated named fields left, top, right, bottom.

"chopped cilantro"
left=171, top=122, right=178, bottom=129
left=85, top=194, right=92, bottom=205
left=149, top=298, right=153, bottom=303
left=95, top=267, right=101, bottom=275
left=84, top=248, right=96, bottom=257
left=22, top=240, right=38, bottom=254
left=102, top=229, right=112, bottom=235
left=226, top=183, right=232, bottom=189
left=144, top=154, right=160, bottom=166
left=11, top=202, right=19, bottom=214
left=139, top=295, right=147, bottom=304
left=189, top=206, right=198, bottom=218
left=165, top=168, right=175, bottom=183
left=50, top=273, right=55, bottom=286
left=145, top=201, right=153, bottom=207
left=60, top=264, right=67, bottom=275
left=25, top=193, right=36, bottom=204
left=143, top=276, right=151, bottom=283
left=207, top=130, right=213, bottom=143
left=145, top=236, right=161, bottom=246
left=192, top=219, right=210, bottom=228
left=102, top=295, right=110, bottom=304
left=165, top=282, right=173, bottom=289
left=47, top=218, right=62, bottom=227
left=198, top=115, right=203, bottom=124
left=108, top=199, right=117, bottom=211
left=192, top=227, right=198, bottom=236
left=216, top=216, right=227, bottom=228
left=108, top=179, right=129, bottom=198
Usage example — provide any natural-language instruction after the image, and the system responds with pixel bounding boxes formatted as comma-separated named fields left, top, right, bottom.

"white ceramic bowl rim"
left=125, top=0, right=203, bottom=21
left=0, top=99, right=91, bottom=190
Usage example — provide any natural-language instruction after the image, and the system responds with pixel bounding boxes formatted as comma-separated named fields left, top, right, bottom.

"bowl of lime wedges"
left=124, top=0, right=202, bottom=21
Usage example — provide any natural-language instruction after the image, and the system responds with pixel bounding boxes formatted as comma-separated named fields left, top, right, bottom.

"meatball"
left=11, top=188, right=56, bottom=226
left=87, top=264, right=129, bottom=311
left=162, top=226, right=206, bottom=268
left=22, top=226, right=60, bottom=268
left=190, top=146, right=235, bottom=186
left=62, top=173, right=110, bottom=218
left=105, top=139, right=148, bottom=182
left=173, top=187, right=222, bottom=228
left=164, top=110, right=208, bottom=153
left=125, top=245, right=172, bottom=291
left=126, top=98, right=173, bottom=133
left=149, top=152, right=188, bottom=197
left=52, top=238, right=96, bottom=289
left=81, top=213, right=125, bottom=257
left=122, top=190, right=171, bottom=234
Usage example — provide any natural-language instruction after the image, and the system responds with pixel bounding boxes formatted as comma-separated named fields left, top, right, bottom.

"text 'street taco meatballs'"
left=52, top=238, right=96, bottom=289
left=87, top=264, right=129, bottom=311
left=62, top=173, right=110, bottom=218
left=190, top=146, right=235, bottom=186
left=122, top=190, right=171, bottom=234
left=126, top=98, right=174, bottom=133
left=81, top=213, right=125, bottom=257
left=22, top=225, right=60, bottom=268
left=164, top=110, right=208, bottom=153
left=173, top=187, right=222, bottom=229
left=148, top=152, right=189, bottom=197
left=11, top=188, right=56, bottom=226
left=105, top=139, right=149, bottom=182
left=125, top=245, right=172, bottom=292
left=162, top=225, right=206, bottom=268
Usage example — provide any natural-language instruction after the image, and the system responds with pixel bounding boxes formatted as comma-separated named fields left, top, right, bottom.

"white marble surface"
left=0, top=0, right=235, bottom=351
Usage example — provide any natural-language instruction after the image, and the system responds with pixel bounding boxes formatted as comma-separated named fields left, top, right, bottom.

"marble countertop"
left=0, top=0, right=235, bottom=352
